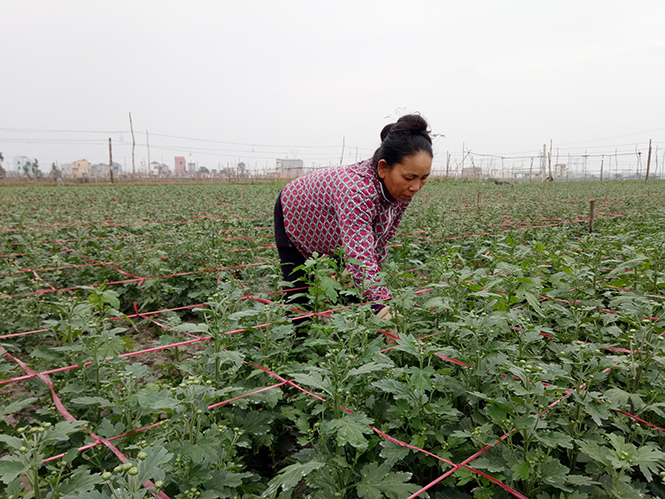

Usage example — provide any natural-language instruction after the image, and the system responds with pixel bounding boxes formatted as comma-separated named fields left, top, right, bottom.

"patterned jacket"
left=280, top=159, right=411, bottom=302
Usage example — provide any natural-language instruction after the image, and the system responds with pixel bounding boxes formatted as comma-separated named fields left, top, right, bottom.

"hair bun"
left=379, top=123, right=395, bottom=142
left=373, top=113, right=433, bottom=166
left=380, top=114, right=431, bottom=144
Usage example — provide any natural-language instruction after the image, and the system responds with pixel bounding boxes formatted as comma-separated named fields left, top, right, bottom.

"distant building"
left=149, top=161, right=170, bottom=176
left=60, top=163, right=72, bottom=176
left=174, top=156, right=186, bottom=175
left=187, top=162, right=197, bottom=173
left=277, top=158, right=304, bottom=177
left=71, top=159, right=91, bottom=177
left=90, top=162, right=122, bottom=176
left=461, top=167, right=482, bottom=179
left=14, top=155, right=31, bottom=175
left=553, top=163, right=567, bottom=177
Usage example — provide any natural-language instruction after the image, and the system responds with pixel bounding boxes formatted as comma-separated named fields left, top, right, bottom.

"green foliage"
left=2, top=182, right=665, bottom=498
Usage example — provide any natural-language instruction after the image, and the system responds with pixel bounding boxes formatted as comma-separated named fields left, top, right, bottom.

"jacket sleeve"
left=335, top=183, right=392, bottom=302
left=375, top=205, right=406, bottom=266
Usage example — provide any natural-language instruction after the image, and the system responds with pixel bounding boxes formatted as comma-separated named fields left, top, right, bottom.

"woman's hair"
left=372, top=114, right=433, bottom=168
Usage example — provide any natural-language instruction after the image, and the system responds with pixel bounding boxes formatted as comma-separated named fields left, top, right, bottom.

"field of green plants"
left=1, top=179, right=665, bottom=499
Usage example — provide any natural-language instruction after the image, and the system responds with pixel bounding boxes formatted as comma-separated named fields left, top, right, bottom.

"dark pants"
left=274, top=192, right=309, bottom=308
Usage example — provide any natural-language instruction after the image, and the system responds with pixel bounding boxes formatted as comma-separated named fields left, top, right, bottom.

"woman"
left=273, top=114, right=433, bottom=314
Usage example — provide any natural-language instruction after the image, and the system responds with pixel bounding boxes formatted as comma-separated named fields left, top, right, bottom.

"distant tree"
left=0, top=152, right=4, bottom=178
left=237, top=162, right=246, bottom=176
left=31, top=159, right=42, bottom=178
left=50, top=162, right=61, bottom=179
left=22, top=162, right=30, bottom=177
left=199, top=166, right=209, bottom=174
left=0, top=152, right=4, bottom=164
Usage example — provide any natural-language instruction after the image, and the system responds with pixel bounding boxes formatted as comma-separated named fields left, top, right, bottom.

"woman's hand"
left=375, top=305, right=401, bottom=345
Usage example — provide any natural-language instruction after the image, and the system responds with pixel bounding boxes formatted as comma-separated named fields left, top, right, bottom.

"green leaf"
left=289, top=372, right=332, bottom=395
left=345, top=362, right=393, bottom=380
left=46, top=420, right=86, bottom=444
left=379, top=439, right=410, bottom=466
left=57, top=468, right=104, bottom=497
left=534, top=431, right=574, bottom=449
left=524, top=291, right=545, bottom=317
left=511, top=461, right=532, bottom=481
left=325, top=412, right=374, bottom=450
left=0, top=456, right=29, bottom=484
left=101, top=290, right=121, bottom=309
left=62, top=447, right=79, bottom=465
left=205, top=469, right=254, bottom=491
left=170, top=323, right=209, bottom=334
left=540, top=457, right=570, bottom=490
left=566, top=474, right=598, bottom=486
left=356, top=462, right=420, bottom=499
left=229, top=309, right=262, bottom=321
left=263, top=460, right=325, bottom=497
left=137, top=445, right=172, bottom=483
left=70, top=396, right=113, bottom=407
left=237, top=410, right=275, bottom=436
left=319, top=275, right=341, bottom=302
left=134, top=389, right=181, bottom=412
left=0, top=434, right=24, bottom=450
left=0, top=397, right=37, bottom=421
left=371, top=379, right=412, bottom=401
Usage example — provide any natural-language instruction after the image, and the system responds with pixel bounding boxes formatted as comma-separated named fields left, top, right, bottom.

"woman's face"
left=377, top=150, right=432, bottom=202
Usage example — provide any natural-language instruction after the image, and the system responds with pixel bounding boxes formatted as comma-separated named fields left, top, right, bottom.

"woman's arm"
left=335, top=183, right=391, bottom=302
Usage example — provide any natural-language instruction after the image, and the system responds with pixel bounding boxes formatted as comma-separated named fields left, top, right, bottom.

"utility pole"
left=541, top=144, right=546, bottom=182
left=108, top=138, right=114, bottom=184
left=600, top=155, right=604, bottom=181
left=339, top=137, right=345, bottom=165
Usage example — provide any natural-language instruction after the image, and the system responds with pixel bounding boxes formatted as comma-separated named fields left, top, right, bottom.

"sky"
left=1, top=1, right=665, bottom=176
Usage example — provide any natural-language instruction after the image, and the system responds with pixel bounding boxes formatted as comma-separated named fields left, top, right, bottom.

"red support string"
left=0, top=345, right=171, bottom=498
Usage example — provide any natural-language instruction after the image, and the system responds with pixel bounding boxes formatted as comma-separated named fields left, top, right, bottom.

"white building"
left=14, top=155, right=31, bottom=175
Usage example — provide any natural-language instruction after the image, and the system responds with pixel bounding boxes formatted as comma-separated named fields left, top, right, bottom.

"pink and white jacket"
left=280, top=159, right=411, bottom=302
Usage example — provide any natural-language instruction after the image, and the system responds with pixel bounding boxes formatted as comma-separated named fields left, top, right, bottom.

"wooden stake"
left=108, top=138, right=114, bottom=184
left=129, top=112, right=136, bottom=176
left=146, top=130, right=151, bottom=175
left=645, top=139, right=652, bottom=184
left=529, top=157, right=533, bottom=181
left=477, top=191, right=482, bottom=204
left=589, top=200, right=596, bottom=233
left=445, top=151, right=450, bottom=180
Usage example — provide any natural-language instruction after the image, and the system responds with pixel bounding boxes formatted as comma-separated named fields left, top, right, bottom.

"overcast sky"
left=2, top=1, right=665, bottom=174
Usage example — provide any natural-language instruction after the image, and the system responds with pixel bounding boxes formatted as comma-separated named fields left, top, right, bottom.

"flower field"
left=1, top=180, right=665, bottom=499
